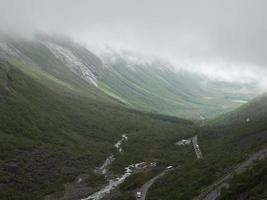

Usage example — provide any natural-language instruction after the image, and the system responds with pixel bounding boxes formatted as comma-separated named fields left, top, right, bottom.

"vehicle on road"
left=166, top=165, right=173, bottom=169
left=136, top=191, right=142, bottom=198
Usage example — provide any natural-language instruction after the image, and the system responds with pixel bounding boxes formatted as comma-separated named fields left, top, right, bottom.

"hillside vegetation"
left=210, top=93, right=267, bottom=126
left=98, top=51, right=257, bottom=119
left=219, top=157, right=267, bottom=200
left=0, top=61, right=194, bottom=200
left=144, top=99, right=267, bottom=200
left=0, top=35, right=258, bottom=119
left=0, top=35, right=266, bottom=200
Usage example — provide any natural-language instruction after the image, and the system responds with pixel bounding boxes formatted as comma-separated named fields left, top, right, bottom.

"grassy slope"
left=3, top=36, right=257, bottom=120
left=0, top=61, right=194, bottom=200
left=8, top=39, right=117, bottom=104
left=209, top=93, right=267, bottom=126
left=0, top=37, right=265, bottom=200
left=98, top=58, right=255, bottom=119
left=145, top=104, right=267, bottom=200
left=99, top=62, right=208, bottom=118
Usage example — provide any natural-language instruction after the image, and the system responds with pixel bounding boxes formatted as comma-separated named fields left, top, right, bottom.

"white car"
left=136, top=191, right=142, bottom=198
left=166, top=165, right=173, bottom=169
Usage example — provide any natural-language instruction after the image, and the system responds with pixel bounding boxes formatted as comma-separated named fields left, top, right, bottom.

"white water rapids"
left=81, top=134, right=149, bottom=200
left=81, top=162, right=146, bottom=200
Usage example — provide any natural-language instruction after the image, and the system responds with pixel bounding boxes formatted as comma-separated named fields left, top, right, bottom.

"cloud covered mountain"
left=0, top=34, right=259, bottom=119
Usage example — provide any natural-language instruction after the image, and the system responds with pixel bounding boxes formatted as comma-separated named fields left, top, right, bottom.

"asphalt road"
left=136, top=169, right=170, bottom=200
left=192, top=147, right=267, bottom=200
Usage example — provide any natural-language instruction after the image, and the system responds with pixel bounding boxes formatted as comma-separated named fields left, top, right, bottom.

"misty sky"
left=1, top=0, right=267, bottom=89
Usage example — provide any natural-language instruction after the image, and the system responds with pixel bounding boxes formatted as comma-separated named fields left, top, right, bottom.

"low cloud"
left=0, top=0, right=267, bottom=90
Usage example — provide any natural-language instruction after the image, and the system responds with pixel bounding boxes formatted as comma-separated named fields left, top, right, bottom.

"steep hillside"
left=145, top=98, right=267, bottom=200
left=210, top=93, right=267, bottom=126
left=0, top=35, right=110, bottom=101
left=0, top=60, right=194, bottom=200
left=0, top=34, right=258, bottom=119
left=0, top=35, right=266, bottom=200
left=98, top=50, right=257, bottom=119
left=219, top=157, right=267, bottom=200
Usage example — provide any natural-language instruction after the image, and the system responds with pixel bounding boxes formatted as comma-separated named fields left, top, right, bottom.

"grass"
left=144, top=115, right=267, bottom=200
left=0, top=36, right=265, bottom=200
left=0, top=61, right=194, bottom=200
left=99, top=57, right=256, bottom=119
left=0, top=57, right=265, bottom=200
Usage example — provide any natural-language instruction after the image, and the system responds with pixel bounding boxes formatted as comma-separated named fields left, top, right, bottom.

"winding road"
left=192, top=147, right=267, bottom=200
left=137, top=133, right=202, bottom=200
left=136, top=169, right=172, bottom=200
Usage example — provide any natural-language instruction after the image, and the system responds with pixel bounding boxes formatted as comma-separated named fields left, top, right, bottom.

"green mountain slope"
left=145, top=100, right=267, bottom=200
left=97, top=50, right=258, bottom=119
left=0, top=34, right=258, bottom=119
left=0, top=35, right=265, bottom=200
left=0, top=60, right=194, bottom=200
left=219, top=157, right=267, bottom=200
left=1, top=35, right=111, bottom=103
left=210, top=93, right=267, bottom=126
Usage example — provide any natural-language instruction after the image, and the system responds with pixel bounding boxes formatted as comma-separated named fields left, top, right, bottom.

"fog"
left=1, top=0, right=267, bottom=89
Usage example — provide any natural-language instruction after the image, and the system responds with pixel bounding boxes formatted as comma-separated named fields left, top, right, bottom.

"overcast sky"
left=1, top=0, right=267, bottom=89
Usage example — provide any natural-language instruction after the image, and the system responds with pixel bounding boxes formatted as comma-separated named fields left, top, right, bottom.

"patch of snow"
left=0, top=42, right=24, bottom=59
left=43, top=42, right=98, bottom=86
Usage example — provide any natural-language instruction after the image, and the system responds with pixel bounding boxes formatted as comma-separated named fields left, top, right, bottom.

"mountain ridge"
left=0, top=34, right=259, bottom=119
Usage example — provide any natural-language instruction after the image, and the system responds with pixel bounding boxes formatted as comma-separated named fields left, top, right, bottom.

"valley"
left=0, top=34, right=258, bottom=119
left=0, top=34, right=266, bottom=200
